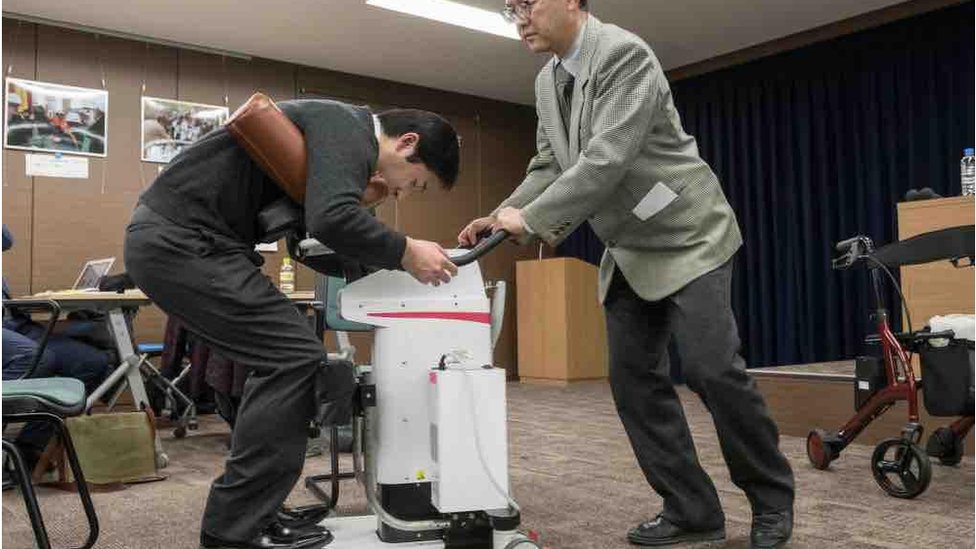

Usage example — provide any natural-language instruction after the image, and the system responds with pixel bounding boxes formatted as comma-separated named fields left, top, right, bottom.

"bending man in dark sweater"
left=125, top=99, right=461, bottom=549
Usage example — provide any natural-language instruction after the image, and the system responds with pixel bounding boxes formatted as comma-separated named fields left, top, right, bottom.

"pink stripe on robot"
left=366, top=311, right=491, bottom=324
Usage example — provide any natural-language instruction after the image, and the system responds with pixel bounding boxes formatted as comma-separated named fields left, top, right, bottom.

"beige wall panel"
left=32, top=26, right=127, bottom=291
left=136, top=44, right=179, bottom=195
left=2, top=20, right=38, bottom=295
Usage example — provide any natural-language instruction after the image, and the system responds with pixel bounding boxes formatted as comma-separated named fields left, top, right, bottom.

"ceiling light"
left=366, top=0, right=520, bottom=40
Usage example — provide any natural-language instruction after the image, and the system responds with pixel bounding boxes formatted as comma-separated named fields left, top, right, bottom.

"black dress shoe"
left=627, top=514, right=725, bottom=546
left=265, top=521, right=328, bottom=542
left=277, top=504, right=331, bottom=530
left=200, top=524, right=333, bottom=549
left=751, top=509, right=793, bottom=549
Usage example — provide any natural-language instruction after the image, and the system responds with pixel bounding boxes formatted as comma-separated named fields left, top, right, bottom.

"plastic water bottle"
left=279, top=257, right=295, bottom=294
left=962, top=148, right=975, bottom=196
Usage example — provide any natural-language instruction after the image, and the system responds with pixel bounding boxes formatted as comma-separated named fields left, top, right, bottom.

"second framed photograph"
left=141, top=97, right=228, bottom=163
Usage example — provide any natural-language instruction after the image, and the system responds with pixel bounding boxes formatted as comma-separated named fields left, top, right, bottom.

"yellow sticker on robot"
left=416, top=470, right=426, bottom=480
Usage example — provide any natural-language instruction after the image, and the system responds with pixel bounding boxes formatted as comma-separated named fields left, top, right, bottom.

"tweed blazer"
left=499, top=16, right=742, bottom=302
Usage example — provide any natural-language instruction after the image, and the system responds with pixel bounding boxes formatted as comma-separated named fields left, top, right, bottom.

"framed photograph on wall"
left=141, top=97, right=228, bottom=163
left=4, top=78, right=108, bottom=157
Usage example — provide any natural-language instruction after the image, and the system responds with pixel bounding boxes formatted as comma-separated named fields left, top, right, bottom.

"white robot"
left=293, top=231, right=539, bottom=549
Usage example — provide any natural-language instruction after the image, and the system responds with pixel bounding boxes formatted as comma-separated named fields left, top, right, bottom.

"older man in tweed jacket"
left=459, top=2, right=794, bottom=548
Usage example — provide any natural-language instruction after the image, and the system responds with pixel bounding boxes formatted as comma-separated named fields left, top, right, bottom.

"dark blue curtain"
left=557, top=3, right=975, bottom=368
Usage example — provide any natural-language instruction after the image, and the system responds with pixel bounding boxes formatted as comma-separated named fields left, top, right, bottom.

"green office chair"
left=304, top=274, right=372, bottom=508
left=319, top=274, right=372, bottom=350
left=2, top=299, right=99, bottom=549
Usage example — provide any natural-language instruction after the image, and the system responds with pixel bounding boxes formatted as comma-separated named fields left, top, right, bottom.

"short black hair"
left=579, top=0, right=588, bottom=9
left=376, top=109, right=460, bottom=190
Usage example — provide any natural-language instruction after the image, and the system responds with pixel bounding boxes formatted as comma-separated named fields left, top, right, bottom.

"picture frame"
left=4, top=77, right=109, bottom=157
left=141, top=96, right=228, bottom=163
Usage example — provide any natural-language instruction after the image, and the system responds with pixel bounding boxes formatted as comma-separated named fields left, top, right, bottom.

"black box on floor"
left=854, top=355, right=886, bottom=410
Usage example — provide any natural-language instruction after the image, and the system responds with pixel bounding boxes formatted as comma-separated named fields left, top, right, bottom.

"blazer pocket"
left=631, top=182, right=678, bottom=221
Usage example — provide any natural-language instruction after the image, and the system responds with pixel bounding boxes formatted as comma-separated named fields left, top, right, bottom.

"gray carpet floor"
left=3, top=381, right=973, bottom=549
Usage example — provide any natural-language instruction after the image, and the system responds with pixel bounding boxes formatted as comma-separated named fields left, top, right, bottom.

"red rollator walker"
left=807, top=225, right=975, bottom=499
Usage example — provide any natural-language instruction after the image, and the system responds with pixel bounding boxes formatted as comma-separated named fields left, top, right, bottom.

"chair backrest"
left=314, top=275, right=373, bottom=333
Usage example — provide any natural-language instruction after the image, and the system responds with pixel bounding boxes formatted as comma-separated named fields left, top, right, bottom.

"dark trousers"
left=3, top=322, right=112, bottom=393
left=604, top=259, right=794, bottom=530
left=125, top=205, right=325, bottom=542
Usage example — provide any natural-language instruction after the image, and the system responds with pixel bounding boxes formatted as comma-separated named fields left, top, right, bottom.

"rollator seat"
left=2, top=378, right=87, bottom=417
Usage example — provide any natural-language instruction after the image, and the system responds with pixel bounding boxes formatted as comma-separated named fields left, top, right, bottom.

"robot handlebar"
left=289, top=229, right=509, bottom=273
left=452, top=230, right=510, bottom=267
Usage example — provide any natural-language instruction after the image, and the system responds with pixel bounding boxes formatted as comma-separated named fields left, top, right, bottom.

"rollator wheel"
left=871, top=438, right=932, bottom=498
left=174, top=426, right=187, bottom=439
left=926, top=427, right=964, bottom=466
left=806, top=429, right=835, bottom=470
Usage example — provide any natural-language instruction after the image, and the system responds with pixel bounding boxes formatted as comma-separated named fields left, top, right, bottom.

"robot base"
left=319, top=516, right=536, bottom=549
left=321, top=516, right=444, bottom=548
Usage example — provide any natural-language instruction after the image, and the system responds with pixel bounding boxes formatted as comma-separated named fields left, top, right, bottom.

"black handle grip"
left=835, top=237, right=860, bottom=253
left=453, top=230, right=509, bottom=267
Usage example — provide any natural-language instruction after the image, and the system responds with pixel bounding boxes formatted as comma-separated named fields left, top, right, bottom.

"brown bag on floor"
left=36, top=410, right=166, bottom=489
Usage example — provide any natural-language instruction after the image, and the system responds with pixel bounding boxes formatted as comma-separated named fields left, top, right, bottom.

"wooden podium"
left=897, top=196, right=975, bottom=331
left=515, top=257, right=608, bottom=383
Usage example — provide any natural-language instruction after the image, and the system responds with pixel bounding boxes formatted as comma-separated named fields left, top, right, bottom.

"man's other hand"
left=457, top=216, right=494, bottom=247
left=492, top=207, right=526, bottom=237
left=402, top=237, right=458, bottom=286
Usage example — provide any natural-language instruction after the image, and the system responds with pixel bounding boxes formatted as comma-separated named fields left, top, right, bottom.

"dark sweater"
left=138, top=99, right=406, bottom=270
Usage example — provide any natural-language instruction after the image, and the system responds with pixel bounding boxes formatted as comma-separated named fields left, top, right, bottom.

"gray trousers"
left=604, top=259, right=794, bottom=530
left=125, top=205, right=325, bottom=542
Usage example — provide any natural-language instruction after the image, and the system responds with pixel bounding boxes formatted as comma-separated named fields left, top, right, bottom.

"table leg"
left=105, top=309, right=169, bottom=468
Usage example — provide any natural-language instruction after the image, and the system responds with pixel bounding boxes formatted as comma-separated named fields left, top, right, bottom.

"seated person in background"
left=2, top=224, right=115, bottom=468
left=2, top=324, right=56, bottom=381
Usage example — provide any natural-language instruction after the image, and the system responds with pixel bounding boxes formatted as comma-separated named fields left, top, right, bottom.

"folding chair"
left=2, top=299, right=99, bottom=549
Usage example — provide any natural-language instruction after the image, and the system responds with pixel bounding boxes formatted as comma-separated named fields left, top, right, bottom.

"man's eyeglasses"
left=501, top=0, right=537, bottom=24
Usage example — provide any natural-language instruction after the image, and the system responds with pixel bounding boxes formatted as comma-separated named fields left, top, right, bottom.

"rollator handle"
left=835, top=236, right=861, bottom=253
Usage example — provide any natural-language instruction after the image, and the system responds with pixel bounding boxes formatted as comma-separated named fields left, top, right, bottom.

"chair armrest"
left=4, top=299, right=62, bottom=379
